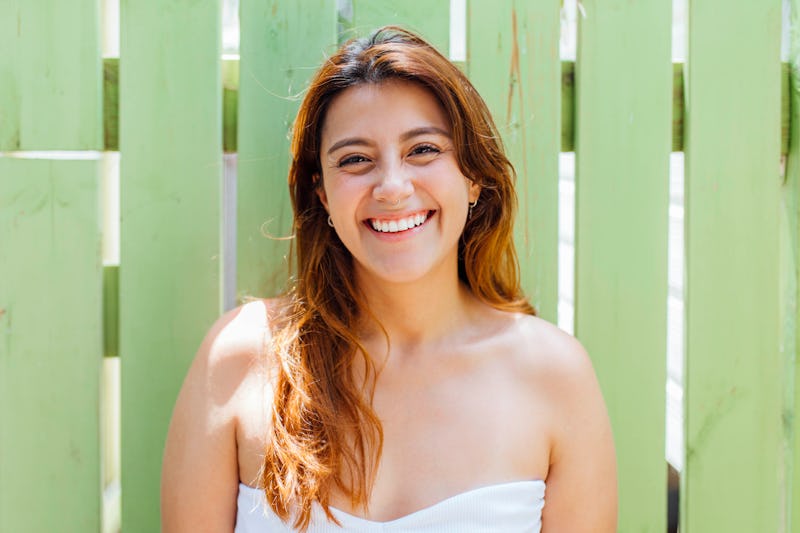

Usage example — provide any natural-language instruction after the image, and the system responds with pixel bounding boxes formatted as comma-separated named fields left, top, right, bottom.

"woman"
left=162, top=26, right=617, bottom=532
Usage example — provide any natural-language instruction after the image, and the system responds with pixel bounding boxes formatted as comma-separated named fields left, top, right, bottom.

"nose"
left=372, top=164, right=414, bottom=206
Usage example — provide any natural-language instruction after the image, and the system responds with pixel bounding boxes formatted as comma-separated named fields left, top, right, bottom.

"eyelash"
left=336, top=144, right=441, bottom=168
left=337, top=154, right=370, bottom=167
left=411, top=144, right=440, bottom=156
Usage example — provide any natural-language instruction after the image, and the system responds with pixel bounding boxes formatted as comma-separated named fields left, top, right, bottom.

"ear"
left=468, top=181, right=481, bottom=204
left=314, top=173, right=329, bottom=211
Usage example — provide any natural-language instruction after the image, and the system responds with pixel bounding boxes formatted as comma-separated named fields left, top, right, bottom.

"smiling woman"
left=161, top=26, right=617, bottom=533
left=318, top=80, right=479, bottom=286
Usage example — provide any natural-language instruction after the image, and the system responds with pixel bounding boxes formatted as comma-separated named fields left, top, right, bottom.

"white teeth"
left=370, top=212, right=428, bottom=233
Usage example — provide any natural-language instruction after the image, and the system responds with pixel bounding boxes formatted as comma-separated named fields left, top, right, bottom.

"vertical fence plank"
left=119, top=1, right=222, bottom=530
left=0, top=158, right=102, bottom=532
left=0, top=1, right=101, bottom=150
left=683, top=1, right=782, bottom=531
left=347, top=0, right=449, bottom=53
left=787, top=2, right=800, bottom=529
left=466, top=0, right=560, bottom=322
left=573, top=1, right=671, bottom=530
left=236, top=0, right=337, bottom=299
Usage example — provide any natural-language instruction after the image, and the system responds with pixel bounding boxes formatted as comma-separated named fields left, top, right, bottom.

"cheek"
left=320, top=178, right=367, bottom=219
left=420, top=169, right=473, bottom=203
left=318, top=174, right=348, bottom=209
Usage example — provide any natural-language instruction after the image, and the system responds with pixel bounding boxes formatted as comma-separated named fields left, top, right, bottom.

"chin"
left=355, top=258, right=440, bottom=286
left=366, top=269, right=431, bottom=286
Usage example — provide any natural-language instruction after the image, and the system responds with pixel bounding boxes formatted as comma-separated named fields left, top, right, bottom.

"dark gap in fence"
left=668, top=463, right=679, bottom=533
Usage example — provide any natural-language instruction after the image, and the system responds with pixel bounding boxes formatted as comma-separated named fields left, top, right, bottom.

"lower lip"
left=364, top=211, right=435, bottom=240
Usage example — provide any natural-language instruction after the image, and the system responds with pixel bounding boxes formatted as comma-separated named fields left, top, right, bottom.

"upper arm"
left=161, top=302, right=270, bottom=532
left=540, top=334, right=618, bottom=532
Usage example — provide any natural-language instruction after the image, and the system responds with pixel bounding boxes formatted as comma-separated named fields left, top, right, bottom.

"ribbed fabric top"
left=235, top=480, right=545, bottom=532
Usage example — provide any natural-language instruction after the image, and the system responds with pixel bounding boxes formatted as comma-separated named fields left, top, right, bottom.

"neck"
left=355, top=266, right=476, bottom=355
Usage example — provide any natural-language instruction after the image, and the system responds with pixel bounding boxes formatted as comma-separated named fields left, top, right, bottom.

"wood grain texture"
left=236, top=0, right=337, bottom=299
left=466, top=0, right=561, bottom=322
left=682, top=1, right=783, bottom=531
left=573, top=1, right=671, bottom=530
left=345, top=0, right=449, bottom=53
left=0, top=0, right=101, bottom=150
left=100, top=58, right=793, bottom=155
left=0, top=158, right=102, bottom=532
left=119, top=1, right=222, bottom=530
left=786, top=3, right=800, bottom=530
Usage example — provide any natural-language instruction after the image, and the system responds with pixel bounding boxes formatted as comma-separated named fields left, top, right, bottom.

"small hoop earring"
left=327, top=215, right=334, bottom=227
left=468, top=198, right=478, bottom=220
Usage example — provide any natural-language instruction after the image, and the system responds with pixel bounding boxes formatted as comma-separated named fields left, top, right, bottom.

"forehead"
left=320, top=80, right=450, bottom=148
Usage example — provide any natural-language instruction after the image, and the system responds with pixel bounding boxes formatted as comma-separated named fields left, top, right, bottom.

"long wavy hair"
left=260, top=26, right=536, bottom=530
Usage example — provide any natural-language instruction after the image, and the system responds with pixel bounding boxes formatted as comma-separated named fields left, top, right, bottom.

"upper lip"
left=364, top=209, right=430, bottom=223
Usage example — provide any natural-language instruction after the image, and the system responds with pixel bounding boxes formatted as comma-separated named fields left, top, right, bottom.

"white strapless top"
left=235, top=480, right=545, bottom=532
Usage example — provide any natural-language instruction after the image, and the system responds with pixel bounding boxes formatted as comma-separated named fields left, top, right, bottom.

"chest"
left=345, top=359, right=550, bottom=517
left=235, top=349, right=553, bottom=519
left=374, top=365, right=539, bottom=457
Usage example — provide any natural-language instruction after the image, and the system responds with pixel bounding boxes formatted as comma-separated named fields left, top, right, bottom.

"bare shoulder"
left=161, top=298, right=277, bottom=532
left=504, top=313, right=597, bottom=392
left=171, top=297, right=276, bottom=427
left=200, top=298, right=273, bottom=371
left=507, top=313, right=608, bottom=442
left=181, top=298, right=275, bottom=417
left=504, top=315, right=617, bottom=531
left=191, top=297, right=281, bottom=449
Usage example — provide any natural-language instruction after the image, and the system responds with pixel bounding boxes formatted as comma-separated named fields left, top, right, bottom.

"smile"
left=367, top=211, right=432, bottom=233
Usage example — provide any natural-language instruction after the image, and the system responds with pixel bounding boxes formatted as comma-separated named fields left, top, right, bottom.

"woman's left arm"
left=540, top=335, right=618, bottom=532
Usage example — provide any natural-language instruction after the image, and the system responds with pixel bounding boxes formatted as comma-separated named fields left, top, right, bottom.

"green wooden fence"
left=0, top=1, right=793, bottom=531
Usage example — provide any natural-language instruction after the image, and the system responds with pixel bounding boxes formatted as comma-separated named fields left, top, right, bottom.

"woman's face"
left=318, top=80, right=480, bottom=287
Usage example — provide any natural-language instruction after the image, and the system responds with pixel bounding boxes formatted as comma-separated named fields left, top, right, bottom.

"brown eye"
left=410, top=144, right=440, bottom=156
left=338, top=155, right=370, bottom=167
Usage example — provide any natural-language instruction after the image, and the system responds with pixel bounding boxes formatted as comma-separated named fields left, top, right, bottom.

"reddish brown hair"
left=260, top=26, right=535, bottom=529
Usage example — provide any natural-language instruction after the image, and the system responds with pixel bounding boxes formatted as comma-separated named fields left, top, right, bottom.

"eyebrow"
left=326, top=126, right=452, bottom=155
left=326, top=137, right=371, bottom=155
left=400, top=126, right=451, bottom=142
